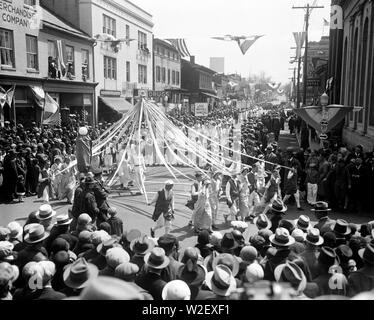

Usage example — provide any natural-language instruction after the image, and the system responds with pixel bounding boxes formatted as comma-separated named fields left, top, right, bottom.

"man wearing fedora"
left=265, top=199, right=287, bottom=233
left=15, top=225, right=49, bottom=274
left=135, top=247, right=170, bottom=300
left=129, top=235, right=154, bottom=271
left=158, top=234, right=183, bottom=282
left=300, top=228, right=324, bottom=280
left=347, top=242, right=374, bottom=297
left=36, top=204, right=56, bottom=232
left=205, top=264, right=237, bottom=300
left=263, top=227, right=295, bottom=281
left=149, top=180, right=175, bottom=238
left=44, top=214, right=75, bottom=255
left=312, top=202, right=335, bottom=235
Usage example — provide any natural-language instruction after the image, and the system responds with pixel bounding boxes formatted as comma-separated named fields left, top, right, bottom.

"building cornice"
left=91, top=0, right=154, bottom=28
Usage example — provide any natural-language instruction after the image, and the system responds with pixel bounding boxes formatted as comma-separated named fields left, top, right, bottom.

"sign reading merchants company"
left=0, top=0, right=42, bottom=29
left=194, top=103, right=208, bottom=117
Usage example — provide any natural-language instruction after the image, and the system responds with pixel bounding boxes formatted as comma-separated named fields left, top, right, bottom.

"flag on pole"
left=56, top=40, right=66, bottom=77
left=29, top=85, right=45, bottom=108
left=323, top=18, right=329, bottom=26
left=237, top=35, right=263, bottom=55
left=43, top=93, right=61, bottom=126
left=293, top=32, right=306, bottom=59
left=166, top=39, right=191, bottom=57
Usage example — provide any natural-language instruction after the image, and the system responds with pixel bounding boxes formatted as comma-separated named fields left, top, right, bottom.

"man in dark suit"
left=312, top=202, right=335, bottom=235
left=157, top=234, right=183, bottom=282
left=135, top=247, right=169, bottom=300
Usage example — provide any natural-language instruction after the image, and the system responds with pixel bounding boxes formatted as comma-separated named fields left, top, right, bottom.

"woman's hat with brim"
left=144, top=247, right=170, bottom=270
left=269, top=228, right=295, bottom=247
left=63, top=257, right=99, bottom=289
left=24, top=224, right=49, bottom=244
left=205, top=264, right=237, bottom=297
left=254, top=214, right=272, bottom=230
left=274, top=261, right=307, bottom=293
left=130, top=235, right=155, bottom=255
left=212, top=253, right=240, bottom=277
left=203, top=250, right=219, bottom=272
left=35, top=204, right=56, bottom=221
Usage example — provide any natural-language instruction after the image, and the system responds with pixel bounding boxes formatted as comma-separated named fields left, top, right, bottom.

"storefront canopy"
left=99, top=96, right=134, bottom=114
left=202, top=92, right=222, bottom=99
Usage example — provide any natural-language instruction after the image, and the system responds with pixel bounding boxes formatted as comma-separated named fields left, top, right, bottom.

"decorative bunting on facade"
left=0, top=85, right=15, bottom=108
left=166, top=39, right=191, bottom=57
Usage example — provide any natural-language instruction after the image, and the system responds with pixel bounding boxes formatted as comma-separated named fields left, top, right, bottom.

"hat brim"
left=305, top=236, right=324, bottom=246
left=35, top=210, right=57, bottom=221
left=269, top=234, right=295, bottom=247
left=205, top=271, right=236, bottom=297
left=253, top=217, right=272, bottom=230
left=271, top=206, right=287, bottom=214
left=333, top=225, right=351, bottom=236
left=55, top=219, right=73, bottom=226
left=294, top=219, right=311, bottom=231
left=129, top=239, right=154, bottom=255
left=311, top=208, right=331, bottom=212
left=212, top=255, right=240, bottom=277
left=63, top=263, right=99, bottom=289
left=177, top=264, right=206, bottom=288
left=144, top=252, right=170, bottom=269
left=24, top=231, right=50, bottom=244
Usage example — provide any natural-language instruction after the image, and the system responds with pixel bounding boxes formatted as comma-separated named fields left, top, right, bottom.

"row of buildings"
left=294, top=0, right=374, bottom=150
left=0, top=0, right=245, bottom=126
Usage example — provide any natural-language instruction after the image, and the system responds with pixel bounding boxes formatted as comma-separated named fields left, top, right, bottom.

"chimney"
left=190, top=56, right=195, bottom=64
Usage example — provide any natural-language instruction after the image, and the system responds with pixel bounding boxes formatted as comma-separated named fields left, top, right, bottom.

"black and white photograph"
left=1, top=0, right=374, bottom=305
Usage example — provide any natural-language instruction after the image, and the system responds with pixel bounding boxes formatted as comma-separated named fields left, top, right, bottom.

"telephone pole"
left=293, top=3, right=324, bottom=106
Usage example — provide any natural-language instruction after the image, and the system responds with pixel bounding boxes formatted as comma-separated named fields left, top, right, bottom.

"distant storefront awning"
left=201, top=92, right=222, bottom=99
left=99, top=96, right=133, bottom=114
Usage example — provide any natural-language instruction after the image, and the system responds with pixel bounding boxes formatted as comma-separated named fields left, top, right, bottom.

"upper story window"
left=161, top=67, right=166, bottom=83
left=138, top=31, right=147, bottom=50
left=48, top=40, right=56, bottom=59
left=176, top=71, right=180, bottom=85
left=156, top=46, right=160, bottom=54
left=126, top=61, right=130, bottom=82
left=172, top=70, right=175, bottom=85
left=65, top=45, right=75, bottom=77
left=125, top=25, right=130, bottom=43
left=0, top=28, right=15, bottom=67
left=26, top=35, right=38, bottom=70
left=156, top=66, right=161, bottom=83
left=104, top=56, right=117, bottom=80
left=103, top=14, right=116, bottom=37
left=167, top=69, right=170, bottom=84
left=138, top=64, right=147, bottom=84
left=81, top=49, right=89, bottom=79
left=24, top=0, right=36, bottom=6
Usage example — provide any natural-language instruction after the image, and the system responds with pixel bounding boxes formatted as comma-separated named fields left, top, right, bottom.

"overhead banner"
left=293, top=32, right=306, bottom=59
left=194, top=103, right=208, bottom=117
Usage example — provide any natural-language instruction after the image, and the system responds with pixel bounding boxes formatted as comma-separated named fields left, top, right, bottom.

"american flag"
left=166, top=39, right=191, bottom=57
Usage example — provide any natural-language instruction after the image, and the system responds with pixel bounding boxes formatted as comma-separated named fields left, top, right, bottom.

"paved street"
left=1, top=132, right=373, bottom=251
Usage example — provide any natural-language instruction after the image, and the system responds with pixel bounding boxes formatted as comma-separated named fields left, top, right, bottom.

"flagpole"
left=40, top=80, right=46, bottom=130
left=12, top=90, right=16, bottom=127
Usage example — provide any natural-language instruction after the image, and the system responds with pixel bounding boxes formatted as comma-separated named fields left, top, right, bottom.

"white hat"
left=78, top=127, right=88, bottom=135
left=165, top=180, right=174, bottom=185
left=291, top=229, right=306, bottom=242
left=210, top=232, right=223, bottom=246
left=105, top=247, right=130, bottom=269
left=6, top=222, right=22, bottom=239
left=161, top=280, right=191, bottom=300
left=245, top=262, right=264, bottom=284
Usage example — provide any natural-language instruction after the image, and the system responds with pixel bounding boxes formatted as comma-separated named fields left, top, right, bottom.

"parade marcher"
left=193, top=179, right=213, bottom=233
left=37, top=160, right=53, bottom=203
left=283, top=161, right=303, bottom=211
left=187, top=172, right=203, bottom=226
left=129, top=142, right=146, bottom=195
left=149, top=180, right=175, bottom=237
left=209, top=171, right=222, bottom=230
left=238, top=168, right=250, bottom=221
left=225, top=169, right=241, bottom=223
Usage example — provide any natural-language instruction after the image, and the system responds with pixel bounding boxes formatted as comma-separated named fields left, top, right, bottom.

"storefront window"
left=26, top=35, right=38, bottom=70
left=0, top=28, right=15, bottom=67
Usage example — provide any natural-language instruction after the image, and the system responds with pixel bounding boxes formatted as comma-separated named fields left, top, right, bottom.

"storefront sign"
left=307, top=78, right=321, bottom=87
left=100, top=90, right=121, bottom=97
left=194, top=102, right=208, bottom=117
left=148, top=90, right=171, bottom=99
left=0, top=1, right=41, bottom=29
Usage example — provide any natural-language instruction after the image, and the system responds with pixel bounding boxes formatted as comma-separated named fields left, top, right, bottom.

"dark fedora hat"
left=63, top=257, right=99, bottom=289
left=254, top=214, right=272, bottom=230
left=333, top=219, right=351, bottom=236
left=129, top=235, right=154, bottom=255
left=144, top=247, right=170, bottom=270
left=311, top=201, right=331, bottom=212
left=358, top=242, right=374, bottom=265
left=279, top=220, right=295, bottom=234
left=318, top=247, right=339, bottom=267
left=270, top=199, right=287, bottom=214
left=294, top=215, right=311, bottom=231
left=24, top=224, right=49, bottom=244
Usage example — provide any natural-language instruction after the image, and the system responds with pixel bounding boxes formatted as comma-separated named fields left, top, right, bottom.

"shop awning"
left=99, top=96, right=134, bottom=114
left=202, top=92, right=222, bottom=99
